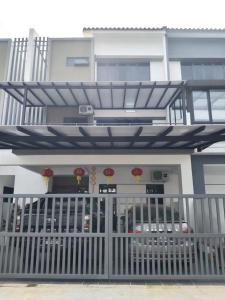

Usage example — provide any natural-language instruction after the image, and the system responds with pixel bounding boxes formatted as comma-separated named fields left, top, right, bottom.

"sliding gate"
left=0, top=194, right=108, bottom=279
left=0, top=194, right=225, bottom=280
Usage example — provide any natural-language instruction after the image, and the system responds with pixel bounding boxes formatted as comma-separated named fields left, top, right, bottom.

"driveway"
left=0, top=282, right=225, bottom=300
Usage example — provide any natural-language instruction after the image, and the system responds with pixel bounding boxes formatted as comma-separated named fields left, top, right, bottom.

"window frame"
left=190, top=89, right=225, bottom=124
left=181, top=61, right=225, bottom=81
left=96, top=58, right=151, bottom=82
left=66, top=57, right=90, bottom=67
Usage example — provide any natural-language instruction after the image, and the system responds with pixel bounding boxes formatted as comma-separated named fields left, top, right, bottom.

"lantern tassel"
left=106, top=176, right=112, bottom=183
left=43, top=176, right=49, bottom=187
left=135, top=175, right=140, bottom=184
left=77, top=175, right=81, bottom=184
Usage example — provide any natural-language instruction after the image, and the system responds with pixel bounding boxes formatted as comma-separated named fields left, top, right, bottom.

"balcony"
left=0, top=81, right=184, bottom=125
left=0, top=80, right=225, bottom=151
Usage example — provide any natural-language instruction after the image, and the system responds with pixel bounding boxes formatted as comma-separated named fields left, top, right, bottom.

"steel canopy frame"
left=0, top=81, right=185, bottom=110
left=0, top=124, right=225, bottom=150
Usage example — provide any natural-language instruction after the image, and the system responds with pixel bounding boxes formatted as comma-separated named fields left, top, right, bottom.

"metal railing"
left=0, top=193, right=224, bottom=280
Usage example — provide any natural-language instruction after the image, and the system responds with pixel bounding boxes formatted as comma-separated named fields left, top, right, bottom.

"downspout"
left=162, top=26, right=171, bottom=123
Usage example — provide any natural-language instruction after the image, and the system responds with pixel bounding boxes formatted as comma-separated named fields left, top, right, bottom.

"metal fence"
left=32, top=37, right=48, bottom=81
left=0, top=194, right=224, bottom=280
left=1, top=37, right=48, bottom=125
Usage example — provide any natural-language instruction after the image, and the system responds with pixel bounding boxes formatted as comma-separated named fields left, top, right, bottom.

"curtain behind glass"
left=181, top=62, right=225, bottom=80
left=97, top=62, right=150, bottom=81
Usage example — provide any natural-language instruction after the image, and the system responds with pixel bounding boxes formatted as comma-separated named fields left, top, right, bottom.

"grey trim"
left=12, top=149, right=193, bottom=155
left=48, top=37, right=93, bottom=41
left=191, top=154, right=225, bottom=193
left=95, top=55, right=164, bottom=61
left=174, top=58, right=225, bottom=63
left=83, top=27, right=225, bottom=32
left=83, top=27, right=165, bottom=32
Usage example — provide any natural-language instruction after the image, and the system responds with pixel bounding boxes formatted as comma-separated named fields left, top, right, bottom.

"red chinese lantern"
left=73, top=167, right=85, bottom=184
left=131, top=167, right=143, bottom=183
left=103, top=168, right=115, bottom=182
left=42, top=168, right=54, bottom=186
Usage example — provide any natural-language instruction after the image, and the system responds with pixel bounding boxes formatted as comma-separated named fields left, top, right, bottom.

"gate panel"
left=1, top=194, right=225, bottom=280
left=0, top=194, right=108, bottom=279
left=108, top=195, right=225, bottom=279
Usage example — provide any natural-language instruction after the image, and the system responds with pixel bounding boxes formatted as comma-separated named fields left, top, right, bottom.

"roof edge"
left=83, top=27, right=225, bottom=32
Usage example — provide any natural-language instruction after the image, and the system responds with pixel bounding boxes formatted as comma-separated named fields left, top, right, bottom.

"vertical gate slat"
left=9, top=197, right=18, bottom=273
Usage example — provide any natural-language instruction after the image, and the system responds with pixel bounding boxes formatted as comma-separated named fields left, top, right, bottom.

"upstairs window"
left=209, top=90, right=225, bottom=122
left=97, top=60, right=150, bottom=81
left=192, top=91, right=210, bottom=122
left=191, top=89, right=225, bottom=123
left=181, top=62, right=225, bottom=80
left=66, top=57, right=89, bottom=66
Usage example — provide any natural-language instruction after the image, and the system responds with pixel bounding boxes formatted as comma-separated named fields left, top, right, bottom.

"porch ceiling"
left=0, top=81, right=185, bottom=109
left=0, top=124, right=225, bottom=150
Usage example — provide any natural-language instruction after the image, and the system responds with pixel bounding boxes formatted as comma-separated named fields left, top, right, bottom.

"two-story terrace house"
left=0, top=27, right=225, bottom=280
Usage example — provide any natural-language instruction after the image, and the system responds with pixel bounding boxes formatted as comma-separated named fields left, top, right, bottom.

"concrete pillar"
left=24, top=28, right=39, bottom=81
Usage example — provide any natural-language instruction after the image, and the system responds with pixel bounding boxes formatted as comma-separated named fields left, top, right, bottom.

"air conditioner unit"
left=151, top=170, right=169, bottom=182
left=79, top=105, right=94, bottom=115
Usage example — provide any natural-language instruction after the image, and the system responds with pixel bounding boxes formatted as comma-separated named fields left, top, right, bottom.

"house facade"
left=0, top=27, right=225, bottom=280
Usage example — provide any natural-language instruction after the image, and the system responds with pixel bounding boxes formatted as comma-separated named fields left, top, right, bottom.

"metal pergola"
left=0, top=124, right=225, bottom=151
left=0, top=81, right=185, bottom=110
left=1, top=80, right=225, bottom=151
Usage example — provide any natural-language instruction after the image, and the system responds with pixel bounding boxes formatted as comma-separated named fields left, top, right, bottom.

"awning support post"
left=182, top=88, right=187, bottom=125
left=21, top=87, right=27, bottom=125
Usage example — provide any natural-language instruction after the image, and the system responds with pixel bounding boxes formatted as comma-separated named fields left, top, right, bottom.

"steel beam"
left=144, top=81, right=156, bottom=108
left=155, top=81, right=171, bottom=108
left=66, top=83, right=79, bottom=105
left=133, top=82, right=142, bottom=108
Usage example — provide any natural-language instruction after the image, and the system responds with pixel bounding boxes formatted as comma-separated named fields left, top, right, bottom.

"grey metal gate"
left=108, top=194, right=225, bottom=280
left=0, top=193, right=225, bottom=280
left=0, top=194, right=108, bottom=279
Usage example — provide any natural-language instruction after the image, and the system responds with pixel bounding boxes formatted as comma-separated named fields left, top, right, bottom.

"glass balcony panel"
left=192, top=91, right=210, bottom=122
left=210, top=90, right=225, bottom=122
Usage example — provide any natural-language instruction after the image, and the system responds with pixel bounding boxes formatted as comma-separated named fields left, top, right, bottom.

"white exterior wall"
left=13, top=167, right=47, bottom=194
left=150, top=61, right=166, bottom=81
left=94, top=166, right=180, bottom=194
left=0, top=152, right=194, bottom=194
left=0, top=164, right=47, bottom=194
left=93, top=31, right=167, bottom=81
left=36, top=165, right=180, bottom=194
left=169, top=61, right=182, bottom=80
left=94, top=32, right=165, bottom=57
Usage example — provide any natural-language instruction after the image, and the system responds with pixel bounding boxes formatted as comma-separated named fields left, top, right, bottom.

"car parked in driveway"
left=127, top=204, right=194, bottom=262
left=16, top=196, right=105, bottom=234
left=15, top=196, right=105, bottom=266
